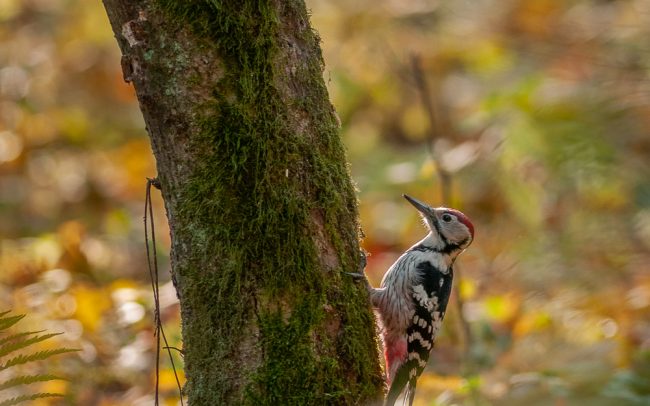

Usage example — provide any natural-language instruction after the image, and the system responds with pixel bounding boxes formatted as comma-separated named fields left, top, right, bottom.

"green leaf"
left=0, top=312, right=74, bottom=402
left=0, top=333, right=63, bottom=359
left=0, top=348, right=78, bottom=371
left=0, top=315, right=25, bottom=333
left=0, top=331, right=46, bottom=348
left=0, top=374, right=61, bottom=391
left=0, top=392, right=63, bottom=406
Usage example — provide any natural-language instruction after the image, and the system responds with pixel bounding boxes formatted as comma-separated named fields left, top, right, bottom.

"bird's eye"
left=441, top=213, right=453, bottom=222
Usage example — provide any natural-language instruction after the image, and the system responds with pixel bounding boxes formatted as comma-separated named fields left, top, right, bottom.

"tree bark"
left=102, top=1, right=383, bottom=404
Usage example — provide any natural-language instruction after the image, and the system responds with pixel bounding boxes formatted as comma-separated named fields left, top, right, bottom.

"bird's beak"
left=403, top=194, right=433, bottom=216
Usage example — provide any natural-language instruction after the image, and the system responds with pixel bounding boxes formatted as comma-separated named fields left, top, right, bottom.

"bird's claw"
left=345, top=272, right=367, bottom=281
left=358, top=249, right=367, bottom=273
left=345, top=249, right=370, bottom=287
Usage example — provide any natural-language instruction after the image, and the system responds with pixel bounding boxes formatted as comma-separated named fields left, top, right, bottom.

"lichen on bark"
left=102, top=0, right=384, bottom=404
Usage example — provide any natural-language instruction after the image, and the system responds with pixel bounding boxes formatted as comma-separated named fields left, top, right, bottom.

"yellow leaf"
left=484, top=294, right=519, bottom=322
left=109, top=278, right=139, bottom=290
left=39, top=378, right=68, bottom=396
left=159, top=368, right=186, bottom=392
left=72, top=285, right=112, bottom=332
left=513, top=311, right=552, bottom=337
left=417, top=373, right=464, bottom=391
left=458, top=277, right=477, bottom=300
left=400, top=104, right=428, bottom=141
left=419, top=159, right=436, bottom=179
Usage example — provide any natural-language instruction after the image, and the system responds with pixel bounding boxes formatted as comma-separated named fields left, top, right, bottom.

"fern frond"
left=0, top=333, right=63, bottom=359
left=0, top=331, right=46, bottom=348
left=0, top=348, right=78, bottom=371
left=0, top=316, right=25, bottom=333
left=0, top=392, right=63, bottom=406
left=0, top=374, right=61, bottom=392
left=0, top=312, right=75, bottom=403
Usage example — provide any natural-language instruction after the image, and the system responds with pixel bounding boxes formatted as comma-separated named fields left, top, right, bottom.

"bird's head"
left=403, top=194, right=474, bottom=251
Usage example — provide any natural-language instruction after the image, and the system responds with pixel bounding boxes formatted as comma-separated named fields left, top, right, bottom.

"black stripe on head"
left=439, top=243, right=460, bottom=255
left=408, top=244, right=460, bottom=255
left=429, top=215, right=472, bottom=254
left=429, top=216, right=451, bottom=246
left=411, top=239, right=468, bottom=255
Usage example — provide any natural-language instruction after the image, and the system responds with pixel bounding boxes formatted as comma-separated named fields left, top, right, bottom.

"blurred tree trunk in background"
left=102, top=0, right=383, bottom=404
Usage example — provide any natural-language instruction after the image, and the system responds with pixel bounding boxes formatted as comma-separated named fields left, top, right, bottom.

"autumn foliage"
left=1, top=0, right=650, bottom=404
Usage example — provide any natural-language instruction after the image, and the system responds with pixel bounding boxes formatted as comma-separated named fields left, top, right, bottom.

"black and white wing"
left=385, top=259, right=454, bottom=406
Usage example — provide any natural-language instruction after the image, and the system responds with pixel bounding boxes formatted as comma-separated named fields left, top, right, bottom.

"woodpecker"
left=356, top=194, right=474, bottom=406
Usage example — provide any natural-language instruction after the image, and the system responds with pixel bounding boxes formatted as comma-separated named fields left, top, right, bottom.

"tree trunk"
left=101, top=1, right=384, bottom=404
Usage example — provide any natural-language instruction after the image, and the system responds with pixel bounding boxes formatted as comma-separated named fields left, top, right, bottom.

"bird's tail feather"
left=384, top=362, right=417, bottom=406
left=403, top=380, right=416, bottom=406
left=384, top=371, right=407, bottom=406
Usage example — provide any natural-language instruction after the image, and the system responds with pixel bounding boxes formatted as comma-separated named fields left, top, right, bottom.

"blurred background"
left=1, top=0, right=649, bottom=405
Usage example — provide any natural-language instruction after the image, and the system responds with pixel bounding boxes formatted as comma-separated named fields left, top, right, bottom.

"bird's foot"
left=345, top=249, right=370, bottom=285
left=345, top=271, right=367, bottom=281
left=358, top=249, right=368, bottom=273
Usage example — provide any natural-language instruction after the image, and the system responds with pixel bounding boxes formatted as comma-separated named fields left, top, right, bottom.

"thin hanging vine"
left=144, top=177, right=184, bottom=406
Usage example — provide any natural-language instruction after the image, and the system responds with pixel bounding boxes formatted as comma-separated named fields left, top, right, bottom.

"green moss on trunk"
left=152, top=0, right=383, bottom=404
